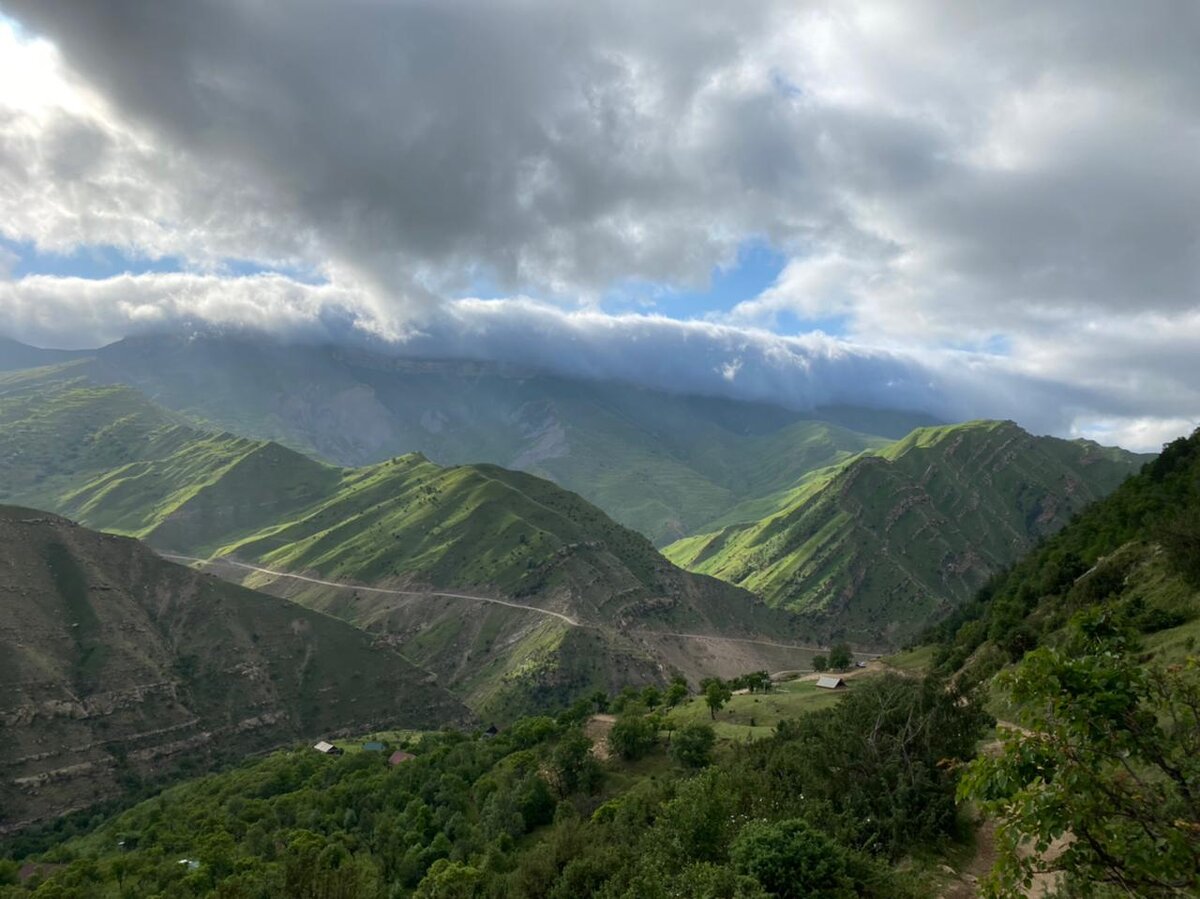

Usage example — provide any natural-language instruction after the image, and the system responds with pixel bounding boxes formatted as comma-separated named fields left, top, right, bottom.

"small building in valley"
left=313, top=740, right=343, bottom=755
left=388, top=750, right=416, bottom=766
left=816, top=675, right=846, bottom=690
left=362, top=741, right=386, bottom=753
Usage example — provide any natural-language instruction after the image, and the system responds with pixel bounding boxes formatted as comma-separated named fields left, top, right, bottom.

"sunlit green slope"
left=63, top=333, right=913, bottom=543
left=665, top=420, right=1150, bottom=645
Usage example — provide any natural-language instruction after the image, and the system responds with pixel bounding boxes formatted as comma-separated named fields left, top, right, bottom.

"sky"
left=0, top=2, right=1197, bottom=450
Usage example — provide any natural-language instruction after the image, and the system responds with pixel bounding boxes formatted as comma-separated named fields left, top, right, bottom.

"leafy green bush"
left=961, top=611, right=1200, bottom=896
left=607, top=713, right=658, bottom=761
left=670, top=723, right=715, bottom=768
left=731, top=818, right=854, bottom=899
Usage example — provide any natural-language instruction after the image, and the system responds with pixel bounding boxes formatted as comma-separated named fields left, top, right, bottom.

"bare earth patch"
left=585, top=714, right=616, bottom=760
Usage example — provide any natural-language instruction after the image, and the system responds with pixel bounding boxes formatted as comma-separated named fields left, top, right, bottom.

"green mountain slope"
left=928, top=425, right=1200, bottom=675
left=57, top=333, right=918, bottom=543
left=0, top=506, right=470, bottom=832
left=0, top=372, right=813, bottom=719
left=665, top=420, right=1151, bottom=645
left=0, top=368, right=339, bottom=542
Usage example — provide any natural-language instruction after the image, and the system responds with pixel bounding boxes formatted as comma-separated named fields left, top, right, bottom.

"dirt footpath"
left=585, top=714, right=616, bottom=760
left=941, top=816, right=1067, bottom=898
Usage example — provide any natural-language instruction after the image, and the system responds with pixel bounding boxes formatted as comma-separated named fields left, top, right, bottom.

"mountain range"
left=0, top=333, right=1166, bottom=849
left=5, top=333, right=935, bottom=544
left=931, top=424, right=1200, bottom=675
left=0, top=337, right=1150, bottom=653
left=0, top=366, right=814, bottom=719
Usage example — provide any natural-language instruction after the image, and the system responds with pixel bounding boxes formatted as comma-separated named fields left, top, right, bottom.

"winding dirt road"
left=160, top=553, right=583, bottom=626
left=161, top=552, right=841, bottom=656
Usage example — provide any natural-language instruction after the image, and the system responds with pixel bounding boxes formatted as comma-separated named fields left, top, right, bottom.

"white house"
left=815, top=675, right=845, bottom=689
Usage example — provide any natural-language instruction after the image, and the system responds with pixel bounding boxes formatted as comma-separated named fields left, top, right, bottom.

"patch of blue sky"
left=217, top=257, right=326, bottom=284
left=459, top=271, right=507, bottom=300
left=769, top=309, right=852, bottom=337
left=456, top=239, right=852, bottom=337
left=1, top=236, right=183, bottom=280
left=602, top=239, right=788, bottom=320
left=0, top=236, right=325, bottom=284
left=940, top=333, right=1013, bottom=356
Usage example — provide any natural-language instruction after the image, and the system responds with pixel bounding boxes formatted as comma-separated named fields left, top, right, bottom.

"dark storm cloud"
left=1, top=0, right=817, bottom=304
left=8, top=0, right=1197, bottom=322
left=0, top=0, right=1197, bottom=448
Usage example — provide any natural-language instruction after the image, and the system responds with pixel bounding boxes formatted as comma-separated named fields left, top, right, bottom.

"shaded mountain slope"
left=0, top=507, right=470, bottom=832
left=0, top=372, right=812, bottom=718
left=665, top=420, right=1150, bottom=645
left=0, top=336, right=80, bottom=372
left=51, top=332, right=922, bottom=543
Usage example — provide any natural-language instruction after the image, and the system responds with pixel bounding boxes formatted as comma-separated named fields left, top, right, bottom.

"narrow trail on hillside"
left=160, top=553, right=583, bottom=626
left=631, top=630, right=849, bottom=655
left=160, top=552, right=833, bottom=655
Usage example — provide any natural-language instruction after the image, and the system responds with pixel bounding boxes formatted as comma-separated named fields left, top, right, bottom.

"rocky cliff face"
left=0, top=508, right=471, bottom=832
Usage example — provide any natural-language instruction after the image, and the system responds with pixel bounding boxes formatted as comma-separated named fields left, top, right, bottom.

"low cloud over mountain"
left=0, top=1, right=1197, bottom=449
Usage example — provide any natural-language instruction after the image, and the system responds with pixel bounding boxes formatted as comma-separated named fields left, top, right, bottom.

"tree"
left=767, top=673, right=991, bottom=858
left=551, top=729, right=602, bottom=796
left=811, top=655, right=828, bottom=672
left=1158, top=505, right=1200, bottom=587
left=610, top=686, right=640, bottom=714
left=961, top=612, right=1200, bottom=896
left=558, top=696, right=593, bottom=726
left=665, top=679, right=689, bottom=708
left=414, top=859, right=482, bottom=898
left=589, top=689, right=610, bottom=713
left=743, top=671, right=771, bottom=693
left=828, top=643, right=852, bottom=671
left=730, top=818, right=854, bottom=899
left=640, top=685, right=662, bottom=708
left=704, top=680, right=733, bottom=719
left=608, top=712, right=658, bottom=761
left=670, top=723, right=715, bottom=768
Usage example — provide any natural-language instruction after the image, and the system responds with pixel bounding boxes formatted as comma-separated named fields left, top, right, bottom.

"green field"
left=880, top=645, right=937, bottom=673
left=667, top=678, right=851, bottom=741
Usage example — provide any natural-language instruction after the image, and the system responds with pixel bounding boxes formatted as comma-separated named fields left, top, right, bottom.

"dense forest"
left=1, top=673, right=988, bottom=898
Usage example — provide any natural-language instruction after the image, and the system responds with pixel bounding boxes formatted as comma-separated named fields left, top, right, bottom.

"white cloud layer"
left=1, top=271, right=1194, bottom=451
left=0, top=2, right=1196, bottom=450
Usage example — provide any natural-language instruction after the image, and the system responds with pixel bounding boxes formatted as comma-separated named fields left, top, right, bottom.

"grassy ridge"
left=927, top=425, right=1200, bottom=676
left=665, top=420, right=1150, bottom=645
left=70, top=334, right=913, bottom=544
left=210, top=456, right=664, bottom=596
left=0, top=373, right=663, bottom=598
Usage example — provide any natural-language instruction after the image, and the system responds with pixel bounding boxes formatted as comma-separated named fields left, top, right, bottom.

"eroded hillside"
left=0, top=508, right=470, bottom=831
